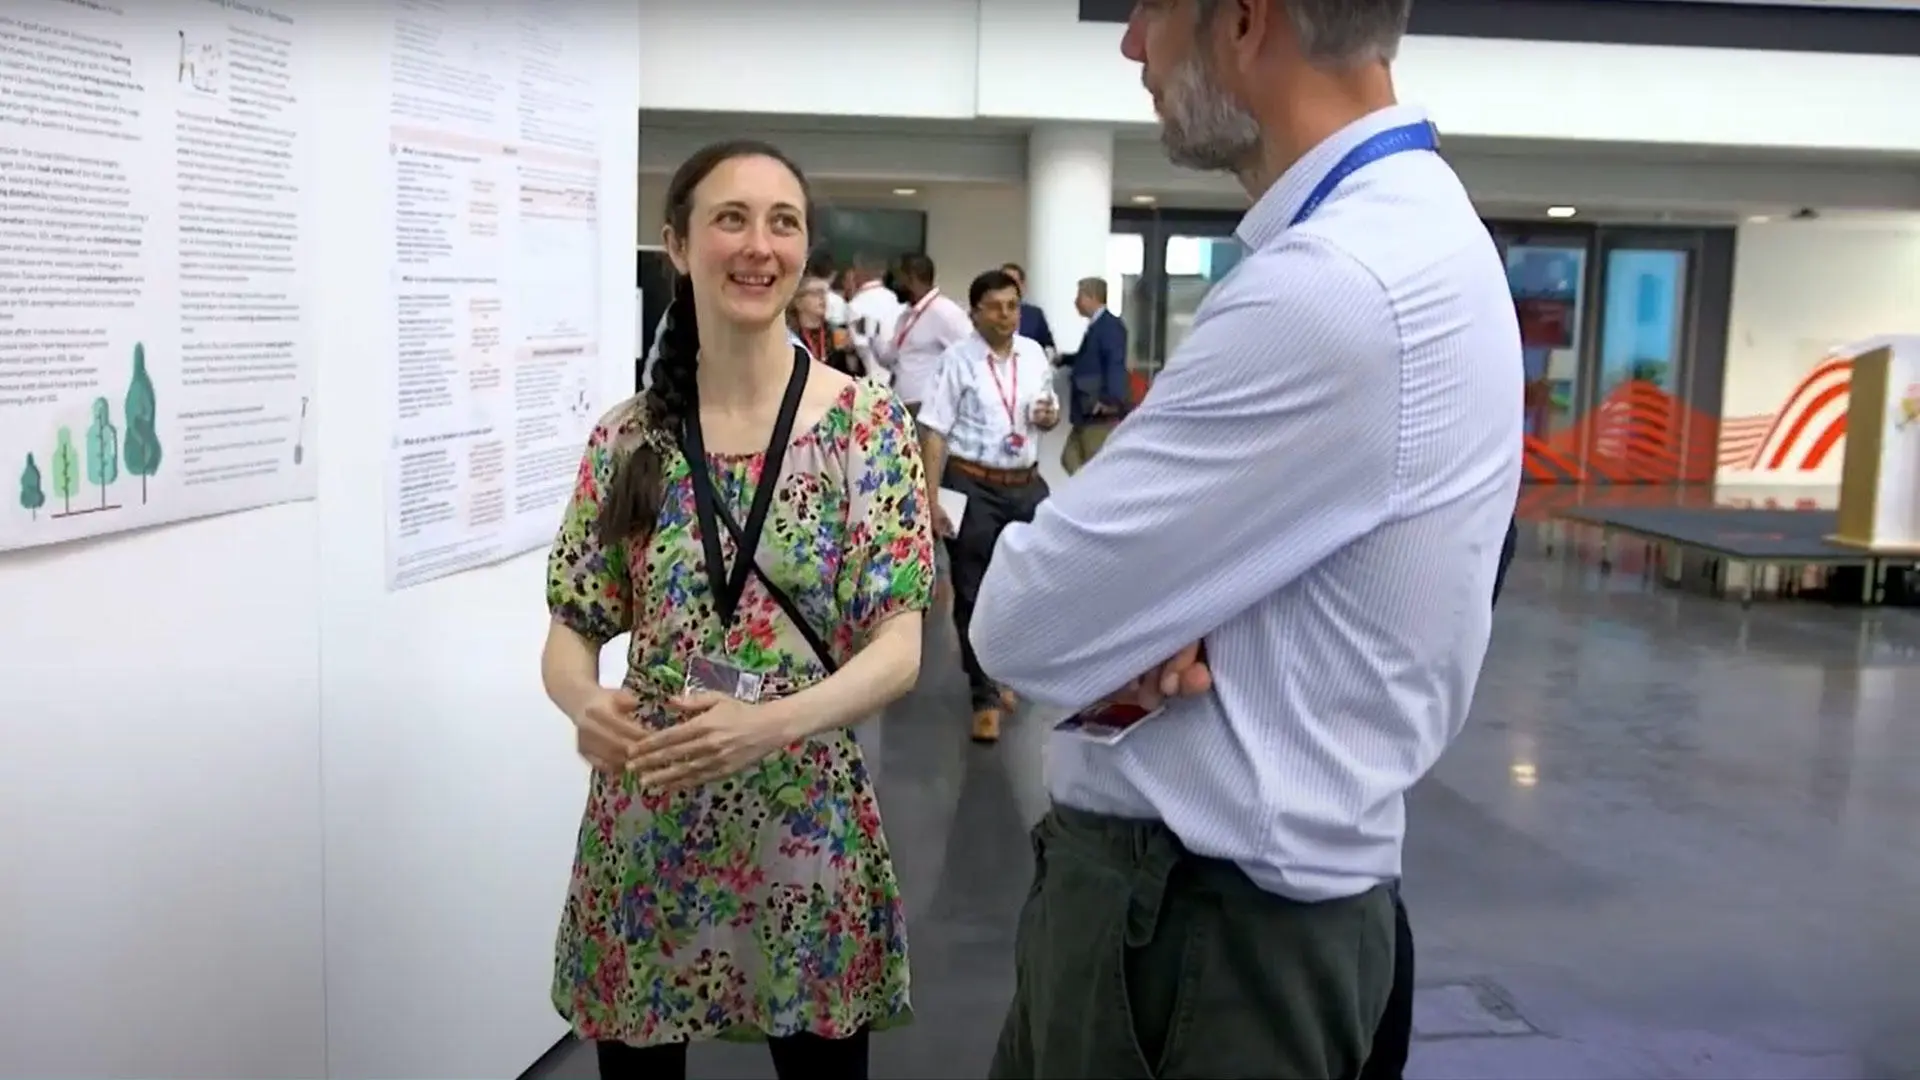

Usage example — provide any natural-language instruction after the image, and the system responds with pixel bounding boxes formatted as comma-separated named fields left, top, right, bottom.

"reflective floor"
left=536, top=512, right=1920, bottom=1080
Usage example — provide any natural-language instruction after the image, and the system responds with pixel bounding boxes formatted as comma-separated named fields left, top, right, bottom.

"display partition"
left=1831, top=336, right=1920, bottom=552
left=0, top=3, right=642, bottom=1078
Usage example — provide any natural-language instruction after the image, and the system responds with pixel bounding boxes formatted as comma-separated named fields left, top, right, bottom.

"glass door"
left=1162, top=233, right=1244, bottom=359
left=1497, top=234, right=1593, bottom=441
left=1109, top=207, right=1243, bottom=376
left=1595, top=243, right=1691, bottom=399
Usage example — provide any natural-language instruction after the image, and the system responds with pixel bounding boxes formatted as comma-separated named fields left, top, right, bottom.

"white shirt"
left=970, top=104, right=1524, bottom=902
left=917, top=332, right=1054, bottom=470
left=825, top=289, right=849, bottom=327
left=845, top=281, right=904, bottom=387
left=872, top=288, right=971, bottom=405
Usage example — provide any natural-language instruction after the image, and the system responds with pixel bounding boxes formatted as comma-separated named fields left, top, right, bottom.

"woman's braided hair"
left=598, top=139, right=816, bottom=545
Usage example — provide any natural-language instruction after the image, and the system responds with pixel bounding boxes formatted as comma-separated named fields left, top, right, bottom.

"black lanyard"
left=682, top=346, right=810, bottom=629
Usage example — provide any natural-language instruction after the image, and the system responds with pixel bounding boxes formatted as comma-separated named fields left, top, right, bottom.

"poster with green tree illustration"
left=122, top=343, right=161, bottom=502
left=49, top=427, right=79, bottom=514
left=84, top=397, right=120, bottom=511
left=18, top=453, right=45, bottom=519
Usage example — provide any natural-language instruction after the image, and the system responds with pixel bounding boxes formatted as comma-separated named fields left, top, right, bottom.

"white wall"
left=0, top=4, right=640, bottom=1079
left=1719, top=216, right=1920, bottom=484
left=638, top=0, right=1920, bottom=152
left=313, top=6, right=641, bottom=1078
left=0, top=507, right=328, bottom=1078
left=639, top=0, right=980, bottom=119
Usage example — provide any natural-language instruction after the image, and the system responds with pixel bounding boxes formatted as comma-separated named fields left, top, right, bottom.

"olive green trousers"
left=989, top=806, right=1394, bottom=1079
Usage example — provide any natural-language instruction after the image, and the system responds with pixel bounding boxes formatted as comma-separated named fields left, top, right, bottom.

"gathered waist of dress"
left=623, top=664, right=827, bottom=714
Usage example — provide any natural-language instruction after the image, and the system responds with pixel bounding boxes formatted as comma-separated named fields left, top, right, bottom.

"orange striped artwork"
left=1132, top=351, right=1858, bottom=485
left=1521, top=354, right=1857, bottom=484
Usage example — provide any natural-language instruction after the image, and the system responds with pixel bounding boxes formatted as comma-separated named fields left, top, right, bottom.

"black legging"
left=1364, top=516, right=1518, bottom=1080
left=596, top=1028, right=870, bottom=1080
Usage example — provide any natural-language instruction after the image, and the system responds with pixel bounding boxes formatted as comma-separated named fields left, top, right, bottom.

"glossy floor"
left=534, top=519, right=1920, bottom=1080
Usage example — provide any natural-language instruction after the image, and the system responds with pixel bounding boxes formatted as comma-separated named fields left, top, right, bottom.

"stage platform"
left=1547, top=506, right=1917, bottom=606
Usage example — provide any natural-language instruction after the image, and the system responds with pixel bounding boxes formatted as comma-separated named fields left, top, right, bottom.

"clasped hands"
left=570, top=685, right=793, bottom=793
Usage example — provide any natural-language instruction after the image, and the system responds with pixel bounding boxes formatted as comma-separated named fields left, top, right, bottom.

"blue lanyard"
left=1290, top=122, right=1439, bottom=227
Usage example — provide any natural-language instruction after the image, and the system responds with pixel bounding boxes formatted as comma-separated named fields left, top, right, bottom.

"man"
left=871, top=253, right=971, bottom=412
left=844, top=253, right=903, bottom=385
left=970, top=1, right=1523, bottom=1077
left=1001, top=262, right=1057, bottom=361
left=1061, top=276, right=1129, bottom=475
left=917, top=268, right=1058, bottom=744
left=806, top=252, right=848, bottom=327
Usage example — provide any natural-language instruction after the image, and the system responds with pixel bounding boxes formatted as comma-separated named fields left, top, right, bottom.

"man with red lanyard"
left=870, top=252, right=971, bottom=414
left=917, top=268, right=1058, bottom=743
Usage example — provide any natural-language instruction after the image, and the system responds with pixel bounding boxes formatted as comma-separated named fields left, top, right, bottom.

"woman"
left=791, top=275, right=862, bottom=377
left=541, top=138, right=935, bottom=1080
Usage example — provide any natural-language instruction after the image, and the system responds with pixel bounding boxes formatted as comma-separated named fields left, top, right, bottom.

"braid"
left=600, top=273, right=700, bottom=544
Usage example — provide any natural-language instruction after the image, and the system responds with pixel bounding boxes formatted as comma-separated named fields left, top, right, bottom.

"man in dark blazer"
left=1061, top=276, right=1129, bottom=475
left=1000, top=262, right=1056, bottom=360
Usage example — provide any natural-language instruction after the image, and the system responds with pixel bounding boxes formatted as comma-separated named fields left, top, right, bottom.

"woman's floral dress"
left=544, top=378, right=935, bottom=1047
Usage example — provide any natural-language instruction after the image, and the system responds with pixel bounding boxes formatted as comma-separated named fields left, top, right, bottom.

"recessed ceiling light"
left=1747, top=215, right=1772, bottom=224
left=1546, top=205, right=1577, bottom=218
left=1131, top=194, right=1156, bottom=204
left=891, top=187, right=917, bottom=196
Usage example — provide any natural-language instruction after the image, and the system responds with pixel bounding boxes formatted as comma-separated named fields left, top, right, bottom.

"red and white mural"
left=1716, top=352, right=1855, bottom=479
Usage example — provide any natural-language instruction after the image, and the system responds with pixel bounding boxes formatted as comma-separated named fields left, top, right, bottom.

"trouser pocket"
left=1007, top=812, right=1198, bottom=1079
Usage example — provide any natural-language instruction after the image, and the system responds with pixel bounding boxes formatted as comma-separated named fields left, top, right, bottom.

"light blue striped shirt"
left=970, top=104, right=1524, bottom=902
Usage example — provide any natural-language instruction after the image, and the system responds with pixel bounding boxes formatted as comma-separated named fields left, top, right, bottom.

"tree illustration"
left=18, top=453, right=45, bottom=519
left=84, top=396, right=119, bottom=509
left=122, top=342, right=161, bottom=503
left=50, top=427, right=79, bottom=514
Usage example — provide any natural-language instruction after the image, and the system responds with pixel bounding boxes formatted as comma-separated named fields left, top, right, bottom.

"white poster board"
left=1874, top=336, right=1920, bottom=547
left=2, top=0, right=318, bottom=553
left=381, top=3, right=606, bottom=590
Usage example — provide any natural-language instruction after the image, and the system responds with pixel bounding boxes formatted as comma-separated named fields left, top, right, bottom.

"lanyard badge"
left=680, top=345, right=811, bottom=701
left=986, top=349, right=1024, bottom=454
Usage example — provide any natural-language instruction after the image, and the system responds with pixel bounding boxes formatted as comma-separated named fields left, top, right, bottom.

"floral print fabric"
left=545, top=377, right=935, bottom=1046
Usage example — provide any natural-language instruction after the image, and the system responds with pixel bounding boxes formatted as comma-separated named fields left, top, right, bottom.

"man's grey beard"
left=1157, top=52, right=1261, bottom=173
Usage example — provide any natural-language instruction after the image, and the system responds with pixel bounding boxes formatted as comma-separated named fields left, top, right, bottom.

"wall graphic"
left=1513, top=348, right=1866, bottom=485
left=1521, top=379, right=1721, bottom=483
left=1717, top=352, right=1857, bottom=479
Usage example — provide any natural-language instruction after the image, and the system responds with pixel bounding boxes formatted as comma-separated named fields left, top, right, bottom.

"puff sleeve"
left=546, top=421, right=634, bottom=644
left=836, top=386, right=935, bottom=650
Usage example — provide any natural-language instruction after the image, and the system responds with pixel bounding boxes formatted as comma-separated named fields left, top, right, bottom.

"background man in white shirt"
left=972, top=0, right=1523, bottom=1076
left=844, top=253, right=903, bottom=386
left=870, top=252, right=972, bottom=412
left=916, top=268, right=1058, bottom=744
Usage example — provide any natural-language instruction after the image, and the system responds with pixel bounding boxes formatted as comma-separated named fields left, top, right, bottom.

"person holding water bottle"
left=916, top=267, right=1058, bottom=744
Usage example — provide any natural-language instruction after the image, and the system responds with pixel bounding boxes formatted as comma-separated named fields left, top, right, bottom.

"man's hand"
left=930, top=498, right=956, bottom=538
left=1030, top=395, right=1061, bottom=431
left=1106, top=642, right=1211, bottom=710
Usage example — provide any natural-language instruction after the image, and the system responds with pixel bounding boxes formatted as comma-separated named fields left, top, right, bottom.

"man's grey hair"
left=1200, top=0, right=1412, bottom=65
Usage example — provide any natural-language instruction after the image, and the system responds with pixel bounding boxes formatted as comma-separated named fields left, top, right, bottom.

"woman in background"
left=791, top=275, right=863, bottom=377
left=540, top=138, right=935, bottom=1080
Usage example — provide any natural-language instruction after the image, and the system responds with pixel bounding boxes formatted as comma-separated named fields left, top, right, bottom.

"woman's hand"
left=570, top=685, right=646, bottom=772
left=627, top=692, right=798, bottom=794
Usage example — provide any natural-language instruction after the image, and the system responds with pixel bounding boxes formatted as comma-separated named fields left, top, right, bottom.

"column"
left=1027, top=124, right=1114, bottom=356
